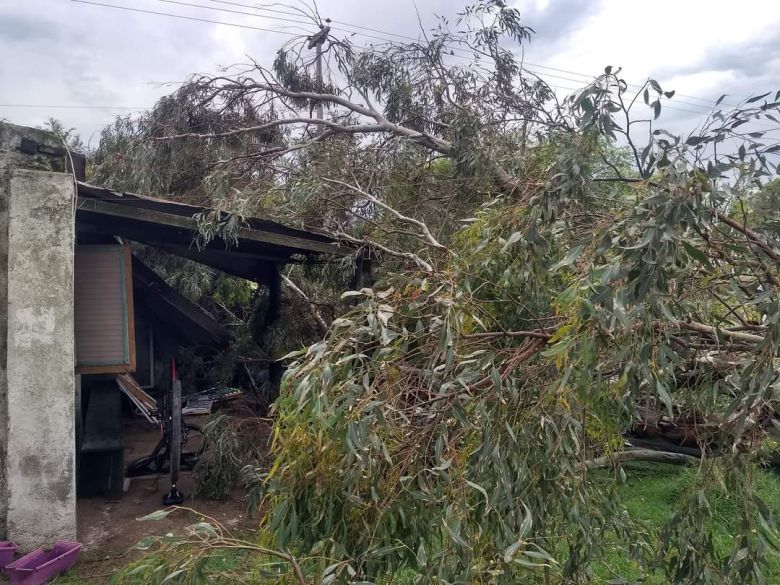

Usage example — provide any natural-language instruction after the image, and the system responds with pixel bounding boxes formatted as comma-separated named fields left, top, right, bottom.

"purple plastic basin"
left=4, top=541, right=82, bottom=585
left=0, top=541, right=18, bottom=568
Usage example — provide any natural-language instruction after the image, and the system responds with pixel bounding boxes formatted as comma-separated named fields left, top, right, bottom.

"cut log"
left=626, top=437, right=704, bottom=457
left=585, top=448, right=699, bottom=469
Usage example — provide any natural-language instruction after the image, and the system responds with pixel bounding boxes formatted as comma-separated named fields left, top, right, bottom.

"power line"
left=519, top=62, right=739, bottom=109
left=70, top=0, right=301, bottom=36
left=202, top=0, right=415, bottom=43
left=152, top=0, right=395, bottom=44
left=0, top=104, right=146, bottom=109
left=203, top=0, right=316, bottom=21
left=153, top=0, right=316, bottom=32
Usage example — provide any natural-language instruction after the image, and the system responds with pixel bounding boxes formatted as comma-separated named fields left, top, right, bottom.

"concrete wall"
left=6, top=170, right=76, bottom=547
left=0, top=123, right=76, bottom=547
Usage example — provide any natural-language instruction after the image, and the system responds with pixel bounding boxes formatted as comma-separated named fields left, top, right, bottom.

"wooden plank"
left=124, top=246, right=137, bottom=372
left=77, top=197, right=348, bottom=257
left=78, top=363, right=135, bottom=375
left=117, top=373, right=157, bottom=412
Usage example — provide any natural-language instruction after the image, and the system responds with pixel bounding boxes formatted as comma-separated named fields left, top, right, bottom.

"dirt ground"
left=71, top=415, right=257, bottom=583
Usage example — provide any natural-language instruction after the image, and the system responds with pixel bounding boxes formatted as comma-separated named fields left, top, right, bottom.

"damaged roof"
left=76, top=182, right=352, bottom=283
left=132, top=256, right=229, bottom=348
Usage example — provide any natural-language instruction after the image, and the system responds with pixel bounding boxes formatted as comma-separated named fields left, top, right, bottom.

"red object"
left=171, top=358, right=177, bottom=383
left=4, top=541, right=81, bottom=585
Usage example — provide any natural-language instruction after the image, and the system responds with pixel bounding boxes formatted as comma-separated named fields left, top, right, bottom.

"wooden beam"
left=76, top=197, right=348, bottom=257
left=133, top=257, right=229, bottom=347
left=77, top=222, right=279, bottom=283
left=151, top=244, right=275, bottom=284
left=265, top=264, right=282, bottom=327
left=78, top=219, right=287, bottom=260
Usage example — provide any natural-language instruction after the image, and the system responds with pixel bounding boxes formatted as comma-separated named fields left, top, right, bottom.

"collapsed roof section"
left=75, top=182, right=352, bottom=284
left=131, top=256, right=229, bottom=348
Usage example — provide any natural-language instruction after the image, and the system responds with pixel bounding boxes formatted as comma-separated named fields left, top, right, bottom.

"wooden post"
left=264, top=264, right=284, bottom=402
left=265, top=263, right=282, bottom=328
left=307, top=25, right=330, bottom=125
left=315, top=42, right=324, bottom=122
left=353, top=247, right=373, bottom=289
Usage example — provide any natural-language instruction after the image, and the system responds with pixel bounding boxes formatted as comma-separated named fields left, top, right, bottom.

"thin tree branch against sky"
left=1, top=0, right=778, bottom=144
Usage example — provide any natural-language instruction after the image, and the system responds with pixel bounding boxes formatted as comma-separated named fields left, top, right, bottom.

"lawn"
left=593, top=461, right=780, bottom=583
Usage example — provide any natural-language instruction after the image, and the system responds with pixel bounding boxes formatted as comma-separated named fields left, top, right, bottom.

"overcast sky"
left=1, top=0, right=778, bottom=148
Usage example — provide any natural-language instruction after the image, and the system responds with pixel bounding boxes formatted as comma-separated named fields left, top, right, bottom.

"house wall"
left=0, top=122, right=76, bottom=547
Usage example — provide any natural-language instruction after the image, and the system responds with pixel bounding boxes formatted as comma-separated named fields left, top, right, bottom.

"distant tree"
left=42, top=117, right=84, bottom=153
left=752, top=178, right=780, bottom=218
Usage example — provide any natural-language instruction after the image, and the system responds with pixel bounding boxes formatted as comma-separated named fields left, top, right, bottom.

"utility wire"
left=70, top=0, right=301, bottom=36
left=204, top=0, right=315, bottom=21
left=154, top=0, right=317, bottom=32
left=0, top=104, right=145, bottom=109
left=154, top=0, right=404, bottom=44
left=204, top=0, right=416, bottom=42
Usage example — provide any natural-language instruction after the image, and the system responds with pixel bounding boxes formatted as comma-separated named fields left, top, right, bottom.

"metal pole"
left=315, top=41, right=324, bottom=121
left=307, top=25, right=330, bottom=126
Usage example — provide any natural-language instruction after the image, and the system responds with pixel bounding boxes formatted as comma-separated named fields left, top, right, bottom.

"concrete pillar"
left=5, top=170, right=76, bottom=547
left=0, top=131, right=9, bottom=539
left=0, top=123, right=76, bottom=547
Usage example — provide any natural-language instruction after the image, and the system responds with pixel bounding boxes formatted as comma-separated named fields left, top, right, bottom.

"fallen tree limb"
left=323, top=178, right=448, bottom=251
left=282, top=275, right=328, bottom=334
left=462, top=329, right=553, bottom=340
left=585, top=448, right=699, bottom=469
left=716, top=211, right=780, bottom=264
left=678, top=320, right=765, bottom=344
left=627, top=435, right=706, bottom=457
left=464, top=319, right=764, bottom=346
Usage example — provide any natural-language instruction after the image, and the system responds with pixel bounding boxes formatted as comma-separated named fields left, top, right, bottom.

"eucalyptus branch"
left=282, top=274, right=329, bottom=334
left=153, top=118, right=386, bottom=141
left=716, top=210, right=780, bottom=265
left=323, top=178, right=449, bottom=251
left=335, top=231, right=435, bottom=273
left=676, top=320, right=765, bottom=344
left=462, top=329, right=552, bottom=340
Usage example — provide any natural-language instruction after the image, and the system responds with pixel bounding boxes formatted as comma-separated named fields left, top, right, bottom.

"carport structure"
left=0, top=121, right=361, bottom=548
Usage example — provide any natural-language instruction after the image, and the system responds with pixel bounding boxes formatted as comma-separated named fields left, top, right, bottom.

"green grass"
left=593, top=461, right=780, bottom=583
left=51, top=576, right=88, bottom=585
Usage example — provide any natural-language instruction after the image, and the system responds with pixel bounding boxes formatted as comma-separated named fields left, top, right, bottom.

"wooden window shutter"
left=75, top=245, right=136, bottom=374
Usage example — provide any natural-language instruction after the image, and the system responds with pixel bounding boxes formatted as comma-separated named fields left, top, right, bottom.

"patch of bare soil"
left=72, top=416, right=258, bottom=583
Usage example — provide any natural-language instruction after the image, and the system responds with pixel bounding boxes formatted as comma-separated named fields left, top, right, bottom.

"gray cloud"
left=658, top=34, right=780, bottom=81
left=515, top=0, right=603, bottom=50
left=0, top=10, right=60, bottom=44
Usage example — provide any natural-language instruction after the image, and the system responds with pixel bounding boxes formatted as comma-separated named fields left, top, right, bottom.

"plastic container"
left=4, top=541, right=81, bottom=585
left=0, top=541, right=18, bottom=568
